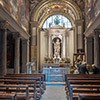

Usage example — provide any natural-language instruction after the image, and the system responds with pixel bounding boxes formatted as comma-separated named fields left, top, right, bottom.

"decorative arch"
left=30, top=0, right=82, bottom=28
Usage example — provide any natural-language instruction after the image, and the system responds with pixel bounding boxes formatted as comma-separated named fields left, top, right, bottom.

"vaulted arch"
left=30, top=0, right=82, bottom=28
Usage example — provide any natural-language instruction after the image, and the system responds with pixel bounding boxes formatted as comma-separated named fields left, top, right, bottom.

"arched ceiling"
left=30, top=0, right=83, bottom=28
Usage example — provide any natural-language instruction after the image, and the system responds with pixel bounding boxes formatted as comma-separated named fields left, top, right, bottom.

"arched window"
left=42, top=14, right=72, bottom=29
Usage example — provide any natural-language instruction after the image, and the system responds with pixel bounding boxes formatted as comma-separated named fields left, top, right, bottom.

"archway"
left=30, top=0, right=83, bottom=71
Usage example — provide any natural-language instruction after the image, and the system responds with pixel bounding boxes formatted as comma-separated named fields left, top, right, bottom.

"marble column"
left=14, top=33, right=20, bottom=74
left=94, top=29, right=100, bottom=67
left=0, top=21, right=8, bottom=76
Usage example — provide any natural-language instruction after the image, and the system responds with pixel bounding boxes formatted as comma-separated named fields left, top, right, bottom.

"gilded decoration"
left=37, top=3, right=76, bottom=28
left=30, top=0, right=82, bottom=29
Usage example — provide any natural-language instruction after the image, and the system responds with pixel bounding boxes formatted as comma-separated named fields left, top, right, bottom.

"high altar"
left=40, top=22, right=74, bottom=66
left=41, top=20, right=73, bottom=81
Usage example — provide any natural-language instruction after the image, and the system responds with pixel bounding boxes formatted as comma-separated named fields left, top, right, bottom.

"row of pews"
left=0, top=73, right=46, bottom=100
left=65, top=74, right=100, bottom=100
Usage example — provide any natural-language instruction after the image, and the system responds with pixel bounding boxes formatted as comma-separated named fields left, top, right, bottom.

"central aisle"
left=41, top=83, right=67, bottom=100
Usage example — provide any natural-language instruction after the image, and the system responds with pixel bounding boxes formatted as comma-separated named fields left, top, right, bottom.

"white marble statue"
left=53, top=39, right=61, bottom=57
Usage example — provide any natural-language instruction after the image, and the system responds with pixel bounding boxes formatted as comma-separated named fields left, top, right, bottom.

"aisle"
left=41, top=83, right=67, bottom=100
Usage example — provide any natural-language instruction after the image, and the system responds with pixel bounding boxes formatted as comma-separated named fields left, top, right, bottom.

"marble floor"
left=41, top=82, right=67, bottom=100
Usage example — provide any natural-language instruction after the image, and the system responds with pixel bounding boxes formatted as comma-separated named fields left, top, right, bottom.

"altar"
left=42, top=67, right=70, bottom=82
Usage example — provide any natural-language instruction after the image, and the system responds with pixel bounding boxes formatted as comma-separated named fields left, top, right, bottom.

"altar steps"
left=46, top=82, right=65, bottom=86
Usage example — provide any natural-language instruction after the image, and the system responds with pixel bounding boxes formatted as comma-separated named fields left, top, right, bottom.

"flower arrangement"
left=61, top=57, right=70, bottom=63
left=44, top=57, right=70, bottom=63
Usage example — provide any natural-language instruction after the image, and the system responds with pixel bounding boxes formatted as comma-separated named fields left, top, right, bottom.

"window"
left=42, top=14, right=72, bottom=29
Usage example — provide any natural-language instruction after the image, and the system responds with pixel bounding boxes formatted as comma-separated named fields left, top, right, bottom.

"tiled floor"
left=41, top=82, right=67, bottom=100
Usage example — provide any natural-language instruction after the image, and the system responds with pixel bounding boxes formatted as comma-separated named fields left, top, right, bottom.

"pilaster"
left=75, top=20, right=84, bottom=51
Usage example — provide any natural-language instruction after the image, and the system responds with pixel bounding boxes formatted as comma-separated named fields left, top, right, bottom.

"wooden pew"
left=0, top=84, right=29, bottom=100
left=65, top=74, right=100, bottom=83
left=65, top=74, right=100, bottom=100
left=0, top=92, right=16, bottom=100
left=69, top=84, right=100, bottom=100
left=4, top=73, right=46, bottom=99
left=5, top=74, right=46, bottom=91
left=2, top=74, right=45, bottom=100
left=1, top=76, right=43, bottom=99
left=65, top=74, right=100, bottom=89
left=78, top=93, right=100, bottom=100
left=0, top=79, right=36, bottom=100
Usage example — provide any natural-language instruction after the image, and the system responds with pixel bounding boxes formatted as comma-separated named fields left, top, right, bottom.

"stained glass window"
left=42, top=14, right=72, bottom=29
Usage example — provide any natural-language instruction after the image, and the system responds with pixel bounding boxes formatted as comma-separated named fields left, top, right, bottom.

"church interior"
left=0, top=0, right=100, bottom=100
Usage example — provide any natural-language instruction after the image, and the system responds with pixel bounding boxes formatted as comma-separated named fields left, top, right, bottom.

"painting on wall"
left=19, top=0, right=29, bottom=31
left=9, top=0, right=29, bottom=31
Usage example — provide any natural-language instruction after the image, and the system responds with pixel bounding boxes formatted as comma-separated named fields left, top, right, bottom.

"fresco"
left=86, top=0, right=96, bottom=19
left=9, top=0, right=29, bottom=31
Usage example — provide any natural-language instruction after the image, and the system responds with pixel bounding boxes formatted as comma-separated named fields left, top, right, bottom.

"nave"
left=0, top=0, right=100, bottom=100
left=41, top=82, right=66, bottom=100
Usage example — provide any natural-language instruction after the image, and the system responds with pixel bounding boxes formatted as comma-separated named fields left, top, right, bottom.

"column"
left=0, top=21, right=8, bottom=76
left=22, top=40, right=29, bottom=73
left=85, top=37, right=94, bottom=64
left=31, top=21, right=38, bottom=71
left=14, top=33, right=20, bottom=74
left=94, top=29, right=100, bottom=67
left=37, top=28, right=40, bottom=71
